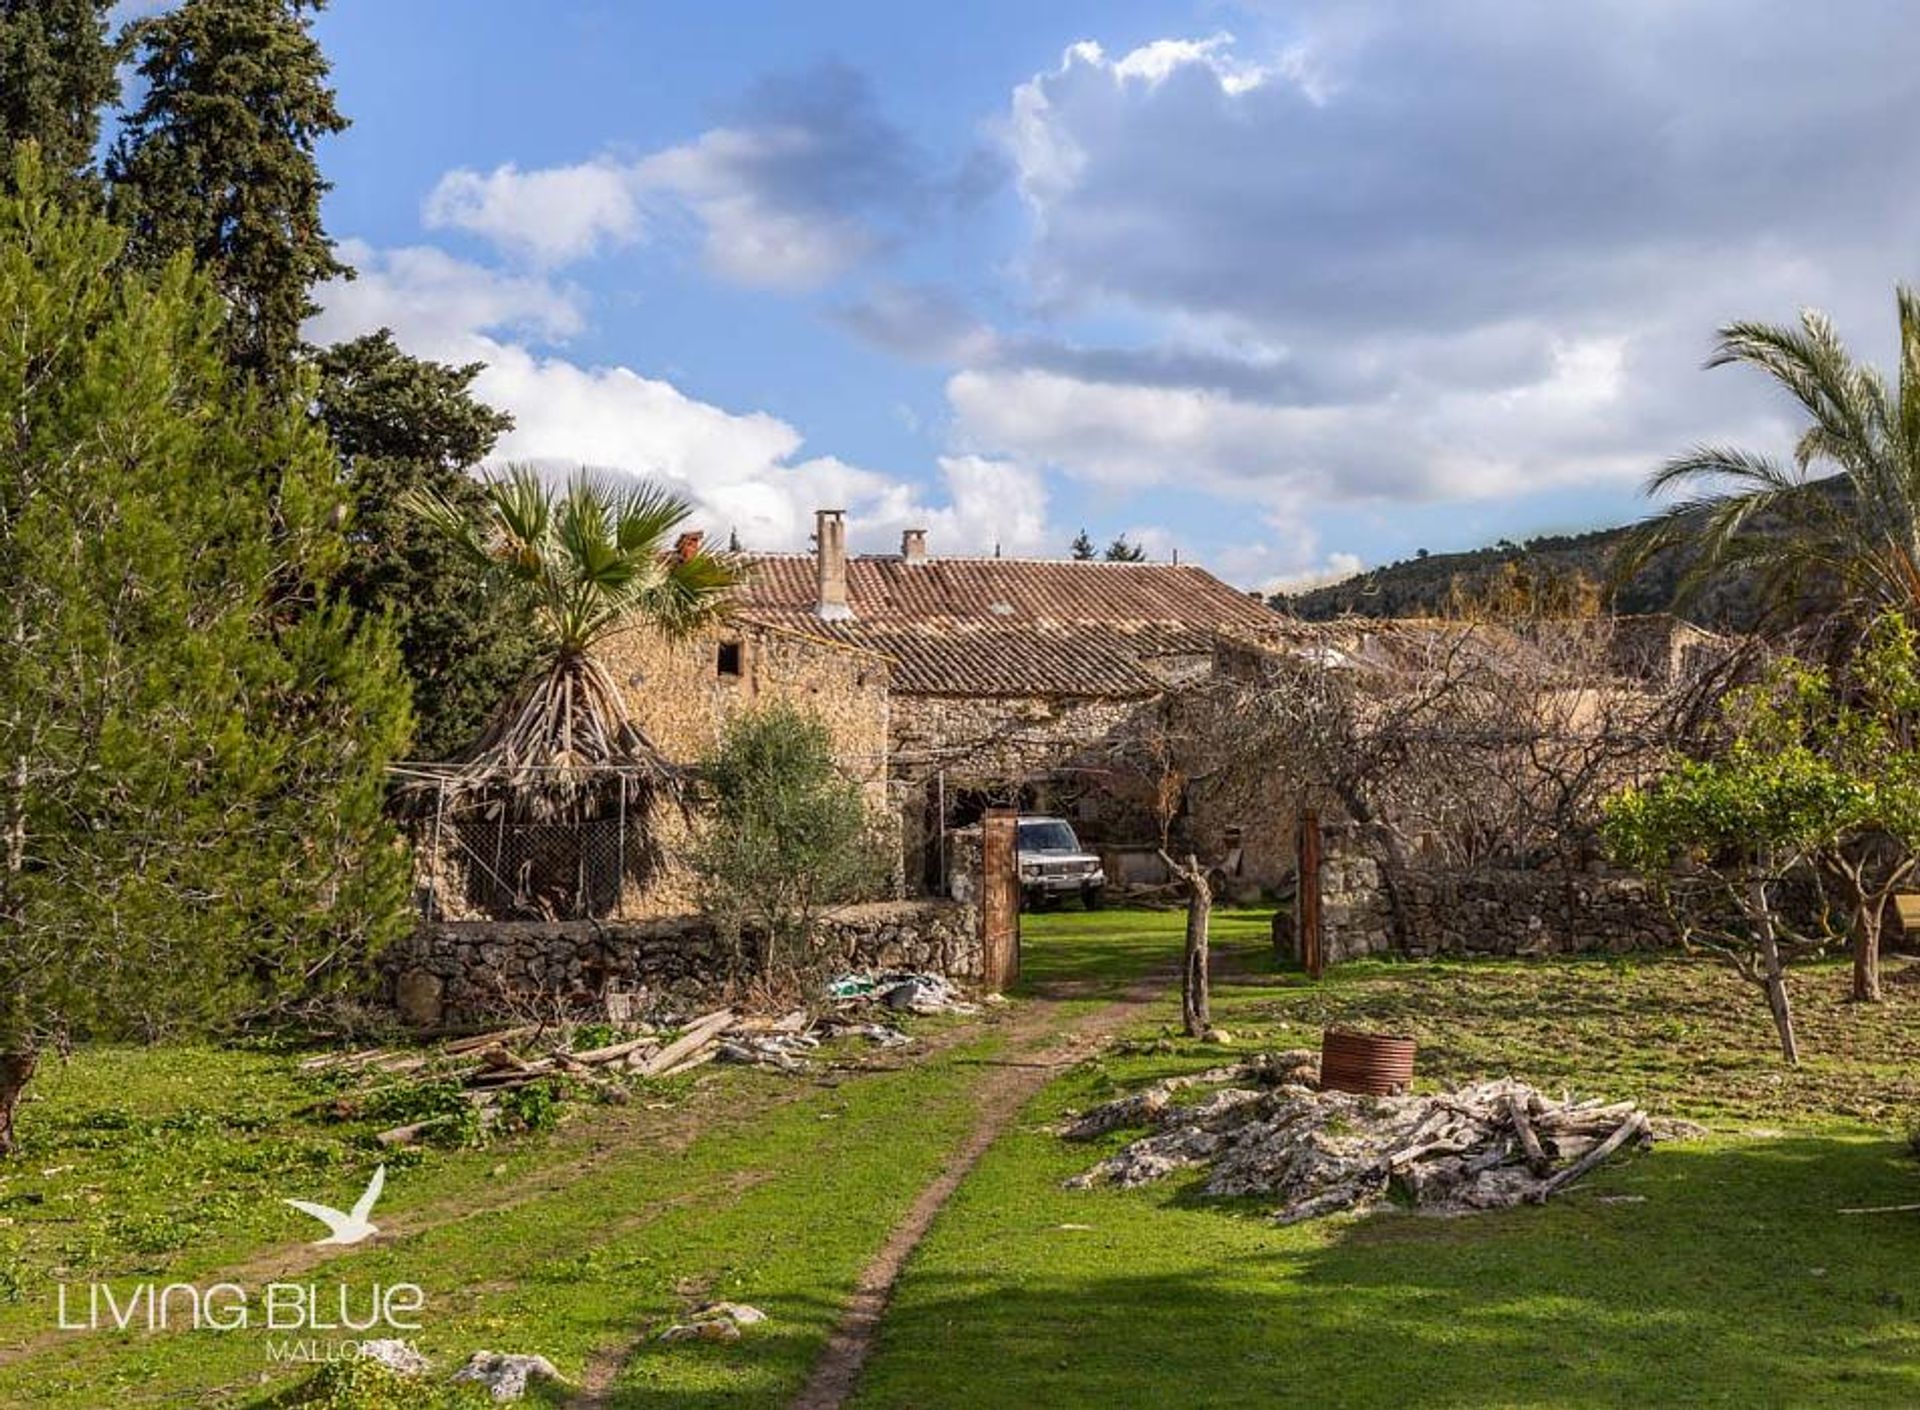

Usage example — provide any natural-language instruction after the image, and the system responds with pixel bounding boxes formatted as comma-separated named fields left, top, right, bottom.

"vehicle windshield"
left=1018, top=820, right=1082, bottom=854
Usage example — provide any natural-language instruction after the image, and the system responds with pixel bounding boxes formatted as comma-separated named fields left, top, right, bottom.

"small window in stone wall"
left=717, top=640, right=743, bottom=677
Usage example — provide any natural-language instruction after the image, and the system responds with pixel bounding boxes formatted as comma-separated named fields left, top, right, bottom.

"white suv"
left=1017, top=816, right=1106, bottom=910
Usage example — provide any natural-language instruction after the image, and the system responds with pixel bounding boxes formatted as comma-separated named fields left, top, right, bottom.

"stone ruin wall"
left=413, top=619, right=901, bottom=924
left=1312, top=849, right=1681, bottom=965
left=600, top=617, right=893, bottom=812
left=384, top=899, right=982, bottom=1027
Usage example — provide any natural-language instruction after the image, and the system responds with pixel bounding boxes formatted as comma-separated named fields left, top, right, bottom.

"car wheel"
left=1081, top=885, right=1105, bottom=911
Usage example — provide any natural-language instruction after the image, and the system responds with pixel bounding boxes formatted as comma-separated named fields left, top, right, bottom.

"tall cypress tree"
left=317, top=331, right=540, bottom=758
left=0, top=0, right=119, bottom=189
left=106, top=0, right=347, bottom=383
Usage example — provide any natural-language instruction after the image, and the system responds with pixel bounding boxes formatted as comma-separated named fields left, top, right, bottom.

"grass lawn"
left=0, top=1021, right=1035, bottom=1406
left=856, top=914, right=1920, bottom=1409
left=0, top=915, right=1172, bottom=1407
left=0, top=907, right=1916, bottom=1407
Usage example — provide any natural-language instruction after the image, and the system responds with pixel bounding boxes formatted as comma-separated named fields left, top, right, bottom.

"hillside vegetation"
left=1271, top=521, right=1759, bottom=624
left=1270, top=482, right=1854, bottom=627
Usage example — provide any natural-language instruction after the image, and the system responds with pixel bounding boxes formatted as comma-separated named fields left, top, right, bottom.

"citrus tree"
left=1603, top=616, right=1920, bottom=1059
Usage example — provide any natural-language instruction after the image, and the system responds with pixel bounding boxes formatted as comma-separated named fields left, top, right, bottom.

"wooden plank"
left=567, top=1033, right=657, bottom=1066
left=634, top=1009, right=736, bottom=1077
left=1535, top=1112, right=1648, bottom=1200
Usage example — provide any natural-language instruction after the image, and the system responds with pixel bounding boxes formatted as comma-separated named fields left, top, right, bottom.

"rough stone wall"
left=383, top=899, right=982, bottom=1026
left=889, top=693, right=1146, bottom=784
left=1318, top=857, right=1680, bottom=963
left=599, top=618, right=892, bottom=809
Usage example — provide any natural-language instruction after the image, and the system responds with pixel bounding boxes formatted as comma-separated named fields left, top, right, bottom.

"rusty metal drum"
left=1319, top=1030, right=1416, bottom=1095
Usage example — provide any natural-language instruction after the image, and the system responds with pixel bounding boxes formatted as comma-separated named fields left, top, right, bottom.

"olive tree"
left=689, top=705, right=888, bottom=986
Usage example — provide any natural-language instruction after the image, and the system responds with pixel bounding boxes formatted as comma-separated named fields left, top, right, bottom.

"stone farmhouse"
left=604, top=510, right=1284, bottom=907
left=416, top=508, right=1726, bottom=932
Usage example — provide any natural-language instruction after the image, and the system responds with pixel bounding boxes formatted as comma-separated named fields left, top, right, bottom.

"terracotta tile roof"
left=734, top=554, right=1278, bottom=696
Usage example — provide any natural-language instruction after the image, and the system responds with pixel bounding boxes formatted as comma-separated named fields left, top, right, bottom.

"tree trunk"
left=1749, top=876, right=1799, bottom=1065
left=1852, top=899, right=1883, bottom=1004
left=0, top=1047, right=36, bottom=1157
left=1164, top=851, right=1212, bottom=1037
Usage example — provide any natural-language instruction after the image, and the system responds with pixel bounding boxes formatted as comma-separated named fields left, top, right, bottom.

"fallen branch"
left=1506, top=1092, right=1550, bottom=1176
left=1066, top=1067, right=1676, bottom=1223
left=1535, top=1112, right=1649, bottom=1200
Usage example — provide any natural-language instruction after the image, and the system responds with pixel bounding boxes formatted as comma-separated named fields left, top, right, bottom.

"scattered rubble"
left=828, top=971, right=978, bottom=1015
left=300, top=978, right=970, bottom=1141
left=659, top=1301, right=769, bottom=1342
left=1063, top=1051, right=1696, bottom=1222
left=449, top=1350, right=566, bottom=1401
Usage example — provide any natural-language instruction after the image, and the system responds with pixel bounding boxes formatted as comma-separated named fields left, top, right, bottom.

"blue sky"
left=301, top=1, right=1920, bottom=589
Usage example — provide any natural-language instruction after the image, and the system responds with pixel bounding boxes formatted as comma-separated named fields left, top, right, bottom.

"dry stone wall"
left=382, top=899, right=981, bottom=1026
left=1318, top=855, right=1680, bottom=964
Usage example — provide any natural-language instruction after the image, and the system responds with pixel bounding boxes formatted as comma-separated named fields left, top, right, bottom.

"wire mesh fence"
left=394, top=765, right=659, bottom=923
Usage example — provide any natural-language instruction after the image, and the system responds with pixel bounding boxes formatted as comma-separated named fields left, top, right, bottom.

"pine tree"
left=1105, top=535, right=1147, bottom=562
left=0, top=151, right=410, bottom=1154
left=1070, top=529, right=1096, bottom=561
left=316, top=331, right=540, bottom=757
left=107, top=0, right=347, bottom=383
left=0, top=0, right=119, bottom=190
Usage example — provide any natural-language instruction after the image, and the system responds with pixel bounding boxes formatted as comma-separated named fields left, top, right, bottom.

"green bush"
left=689, top=704, right=889, bottom=983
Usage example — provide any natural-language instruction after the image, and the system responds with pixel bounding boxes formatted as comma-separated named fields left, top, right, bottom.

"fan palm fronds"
left=1620, top=288, right=1920, bottom=627
left=404, top=466, right=740, bottom=819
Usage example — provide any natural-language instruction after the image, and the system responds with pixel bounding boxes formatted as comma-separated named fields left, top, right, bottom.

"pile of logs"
left=1063, top=1052, right=1696, bottom=1222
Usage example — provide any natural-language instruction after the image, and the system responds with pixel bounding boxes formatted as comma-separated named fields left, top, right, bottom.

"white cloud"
left=310, top=238, right=1051, bottom=556
left=949, top=327, right=1683, bottom=510
left=922, top=455, right=1051, bottom=557
left=410, top=61, right=922, bottom=291
left=309, top=240, right=585, bottom=346
left=1105, top=35, right=1266, bottom=95
left=958, top=17, right=1912, bottom=521
left=833, top=282, right=998, bottom=363
left=424, top=160, right=641, bottom=266
left=1266, top=552, right=1365, bottom=596
left=635, top=127, right=880, bottom=290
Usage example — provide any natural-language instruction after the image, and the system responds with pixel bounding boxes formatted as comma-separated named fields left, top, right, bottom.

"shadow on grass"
left=835, top=1135, right=1920, bottom=1410
left=1016, top=907, right=1276, bottom=998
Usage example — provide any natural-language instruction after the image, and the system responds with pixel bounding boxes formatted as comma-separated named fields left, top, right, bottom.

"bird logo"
left=284, top=1165, right=386, bottom=1246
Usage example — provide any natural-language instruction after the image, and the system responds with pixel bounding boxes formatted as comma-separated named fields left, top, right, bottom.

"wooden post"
left=1298, top=808, right=1324, bottom=980
left=980, top=807, right=1021, bottom=990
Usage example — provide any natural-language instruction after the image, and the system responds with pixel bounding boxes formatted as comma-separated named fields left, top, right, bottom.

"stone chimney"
left=901, top=527, right=928, bottom=564
left=674, top=530, right=704, bottom=563
left=814, top=508, right=853, bottom=620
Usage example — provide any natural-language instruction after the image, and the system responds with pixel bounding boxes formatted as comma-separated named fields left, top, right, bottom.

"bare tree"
left=1158, top=850, right=1213, bottom=1036
left=1167, top=619, right=1713, bottom=947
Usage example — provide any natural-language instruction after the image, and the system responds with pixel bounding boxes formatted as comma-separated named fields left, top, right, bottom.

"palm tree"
left=405, top=466, right=739, bottom=818
left=1628, top=287, right=1920, bottom=621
